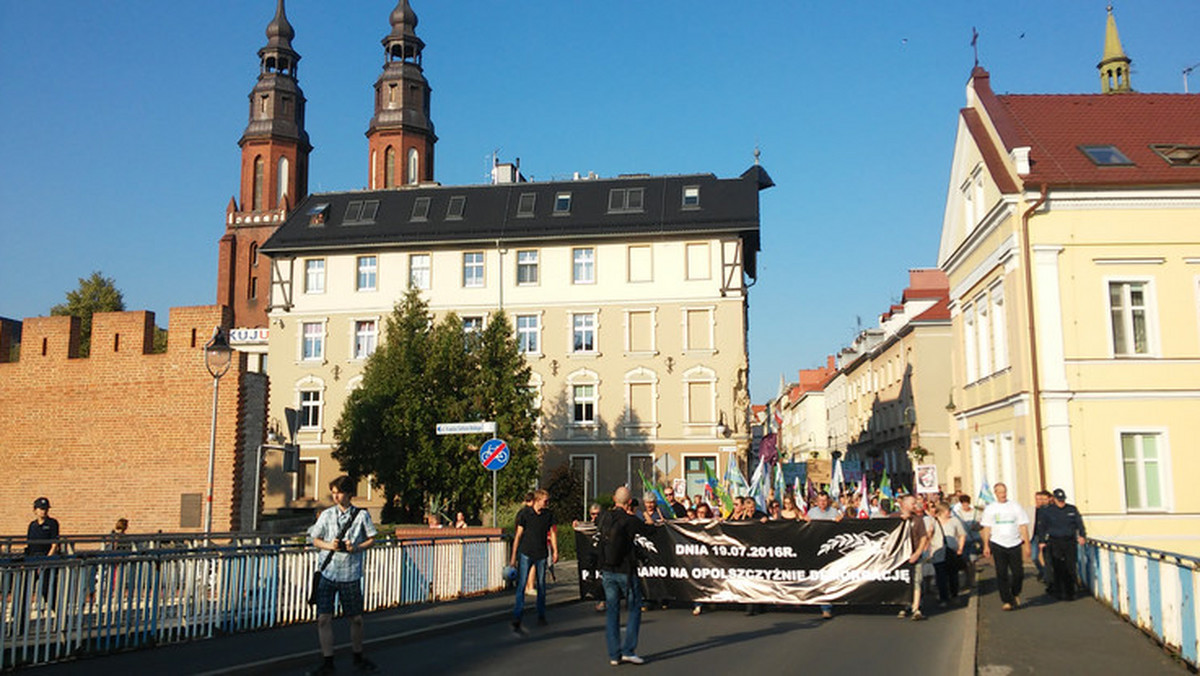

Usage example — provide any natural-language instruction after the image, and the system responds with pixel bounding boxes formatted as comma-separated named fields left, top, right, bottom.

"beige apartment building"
left=258, top=168, right=773, bottom=518
left=839, top=270, right=953, bottom=489
left=937, top=10, right=1200, bottom=553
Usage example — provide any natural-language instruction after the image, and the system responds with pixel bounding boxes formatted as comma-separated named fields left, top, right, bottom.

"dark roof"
left=260, top=170, right=766, bottom=271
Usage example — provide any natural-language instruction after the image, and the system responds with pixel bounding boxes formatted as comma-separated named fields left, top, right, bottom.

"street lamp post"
left=203, top=327, right=233, bottom=538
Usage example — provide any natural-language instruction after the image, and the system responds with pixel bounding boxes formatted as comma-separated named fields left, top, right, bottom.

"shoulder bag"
left=307, top=507, right=359, bottom=605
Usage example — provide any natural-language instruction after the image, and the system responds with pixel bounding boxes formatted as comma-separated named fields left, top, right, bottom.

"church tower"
left=366, top=1, right=437, bottom=189
left=1098, top=5, right=1133, bottom=94
left=217, top=0, right=312, bottom=334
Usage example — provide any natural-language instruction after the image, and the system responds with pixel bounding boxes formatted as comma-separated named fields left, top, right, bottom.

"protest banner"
left=575, top=518, right=914, bottom=606
left=806, top=459, right=831, bottom=485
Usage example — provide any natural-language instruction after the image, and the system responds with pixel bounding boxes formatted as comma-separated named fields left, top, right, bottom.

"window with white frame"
left=463, top=252, right=484, bottom=287
left=302, top=322, right=324, bottom=360
left=975, top=292, right=991, bottom=376
left=300, top=389, right=322, bottom=429
left=516, top=314, right=540, bottom=354
left=354, top=320, right=377, bottom=359
left=305, top=259, right=325, bottom=294
left=572, top=383, right=596, bottom=425
left=462, top=316, right=484, bottom=334
left=963, top=304, right=978, bottom=383
left=573, top=247, right=595, bottom=284
left=516, top=250, right=539, bottom=285
left=1121, top=432, right=1165, bottom=510
left=572, top=313, right=596, bottom=353
left=991, top=283, right=1008, bottom=370
left=356, top=256, right=377, bottom=291
left=409, top=253, right=430, bottom=290
left=1109, top=281, right=1151, bottom=356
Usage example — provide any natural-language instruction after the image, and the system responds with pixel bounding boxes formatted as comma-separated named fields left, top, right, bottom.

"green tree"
left=333, top=292, right=540, bottom=523
left=471, top=310, right=539, bottom=508
left=50, top=271, right=125, bottom=357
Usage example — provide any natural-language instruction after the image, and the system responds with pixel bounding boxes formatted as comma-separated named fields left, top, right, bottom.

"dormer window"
left=608, top=187, right=644, bottom=213
left=1079, top=145, right=1134, bottom=166
left=517, top=193, right=537, bottom=216
left=307, top=203, right=329, bottom=227
left=682, top=186, right=700, bottom=209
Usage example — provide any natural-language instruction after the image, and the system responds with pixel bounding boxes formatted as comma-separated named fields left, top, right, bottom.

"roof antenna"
left=1185, top=62, right=1200, bottom=93
left=971, top=27, right=980, bottom=67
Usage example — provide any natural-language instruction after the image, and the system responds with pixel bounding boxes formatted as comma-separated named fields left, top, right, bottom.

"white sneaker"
left=609, top=660, right=620, bottom=666
left=621, top=655, right=646, bottom=665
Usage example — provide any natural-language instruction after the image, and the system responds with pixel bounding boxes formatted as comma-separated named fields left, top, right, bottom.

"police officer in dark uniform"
left=1037, top=488, right=1087, bottom=600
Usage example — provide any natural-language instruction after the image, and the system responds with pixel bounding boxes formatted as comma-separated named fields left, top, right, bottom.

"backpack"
left=596, top=510, right=628, bottom=569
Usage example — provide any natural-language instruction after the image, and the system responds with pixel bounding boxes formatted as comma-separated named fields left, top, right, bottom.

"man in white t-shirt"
left=980, top=483, right=1030, bottom=611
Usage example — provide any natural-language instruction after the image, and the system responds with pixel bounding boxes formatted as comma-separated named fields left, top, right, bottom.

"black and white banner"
left=576, top=519, right=915, bottom=605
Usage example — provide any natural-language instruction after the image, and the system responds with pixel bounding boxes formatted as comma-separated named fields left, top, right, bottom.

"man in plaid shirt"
left=308, top=475, right=378, bottom=675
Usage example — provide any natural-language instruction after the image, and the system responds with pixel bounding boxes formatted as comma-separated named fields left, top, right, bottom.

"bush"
left=555, top=523, right=576, bottom=561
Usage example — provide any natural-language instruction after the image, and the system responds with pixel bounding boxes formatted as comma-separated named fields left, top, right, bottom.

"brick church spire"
left=239, top=0, right=312, bottom=210
left=218, top=0, right=312, bottom=333
left=366, top=0, right=437, bottom=189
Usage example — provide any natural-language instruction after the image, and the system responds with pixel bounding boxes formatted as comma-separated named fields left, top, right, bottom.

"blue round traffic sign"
left=479, top=438, right=510, bottom=471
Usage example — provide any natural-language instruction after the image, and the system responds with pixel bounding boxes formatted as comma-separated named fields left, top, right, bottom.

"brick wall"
left=0, top=305, right=267, bottom=537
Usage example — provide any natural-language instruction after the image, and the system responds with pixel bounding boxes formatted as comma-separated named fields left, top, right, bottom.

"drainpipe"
left=1020, top=184, right=1050, bottom=490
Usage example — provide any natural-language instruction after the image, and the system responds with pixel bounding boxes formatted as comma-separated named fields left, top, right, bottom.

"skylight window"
left=517, top=193, right=537, bottom=216
left=411, top=197, right=431, bottom=221
left=554, top=192, right=572, bottom=214
left=446, top=195, right=466, bottom=219
left=1079, top=145, right=1134, bottom=166
left=343, top=200, right=378, bottom=224
left=1149, top=144, right=1200, bottom=166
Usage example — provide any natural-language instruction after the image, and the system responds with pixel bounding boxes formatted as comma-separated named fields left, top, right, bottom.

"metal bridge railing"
left=1079, top=539, right=1200, bottom=669
left=0, top=532, right=508, bottom=670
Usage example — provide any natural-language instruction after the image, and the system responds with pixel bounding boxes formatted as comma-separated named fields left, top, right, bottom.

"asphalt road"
left=296, top=600, right=972, bottom=676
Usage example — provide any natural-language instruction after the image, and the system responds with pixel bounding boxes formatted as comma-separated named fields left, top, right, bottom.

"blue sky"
left=1, top=1, right=1197, bottom=403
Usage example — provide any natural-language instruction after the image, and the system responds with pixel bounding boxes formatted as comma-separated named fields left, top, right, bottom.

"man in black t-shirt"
left=510, top=489, right=557, bottom=633
left=598, top=486, right=656, bottom=666
left=663, top=488, right=688, bottom=519
left=15, top=497, right=60, bottom=630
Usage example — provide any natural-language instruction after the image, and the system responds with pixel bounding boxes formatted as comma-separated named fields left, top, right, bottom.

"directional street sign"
left=436, top=421, right=497, bottom=435
left=479, top=438, right=510, bottom=471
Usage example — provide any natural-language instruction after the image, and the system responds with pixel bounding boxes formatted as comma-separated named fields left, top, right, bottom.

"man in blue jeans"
left=597, top=486, right=656, bottom=666
left=510, top=489, right=557, bottom=632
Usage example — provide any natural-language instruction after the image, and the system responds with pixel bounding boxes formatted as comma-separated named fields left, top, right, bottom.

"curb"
left=961, top=585, right=979, bottom=676
left=194, top=593, right=581, bottom=676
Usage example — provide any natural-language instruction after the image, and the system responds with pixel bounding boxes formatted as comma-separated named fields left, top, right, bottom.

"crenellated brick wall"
left=0, top=305, right=268, bottom=538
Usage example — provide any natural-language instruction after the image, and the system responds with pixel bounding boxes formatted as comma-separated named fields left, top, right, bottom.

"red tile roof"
left=913, top=296, right=951, bottom=322
left=971, top=68, right=1200, bottom=188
